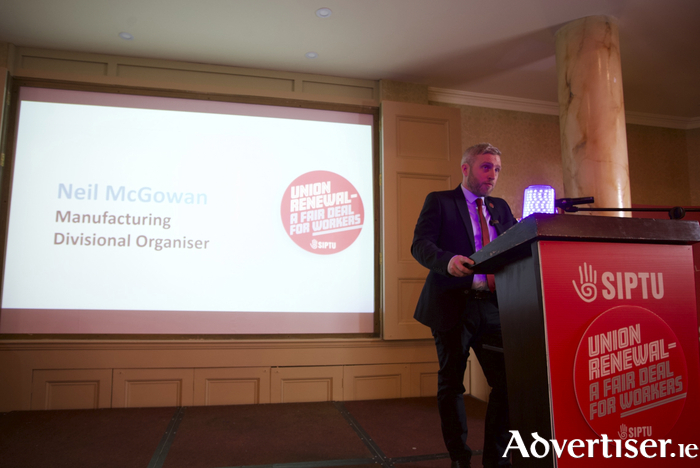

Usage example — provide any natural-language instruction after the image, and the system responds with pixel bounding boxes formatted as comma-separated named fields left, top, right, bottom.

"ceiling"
left=1, top=0, right=698, bottom=119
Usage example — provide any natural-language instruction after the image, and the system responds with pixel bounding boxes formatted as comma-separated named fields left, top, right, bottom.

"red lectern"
left=471, top=214, right=700, bottom=467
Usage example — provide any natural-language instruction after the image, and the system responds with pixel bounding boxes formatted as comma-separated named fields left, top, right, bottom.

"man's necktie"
left=476, top=198, right=496, bottom=292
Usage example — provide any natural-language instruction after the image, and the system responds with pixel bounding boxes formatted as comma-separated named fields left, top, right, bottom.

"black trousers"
left=432, top=295, right=512, bottom=468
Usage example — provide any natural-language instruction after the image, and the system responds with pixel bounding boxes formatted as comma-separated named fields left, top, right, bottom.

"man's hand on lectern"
left=448, top=255, right=474, bottom=277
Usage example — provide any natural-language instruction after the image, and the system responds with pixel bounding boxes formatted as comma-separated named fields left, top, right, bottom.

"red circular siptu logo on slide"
left=573, top=306, right=688, bottom=439
left=281, top=171, right=364, bottom=255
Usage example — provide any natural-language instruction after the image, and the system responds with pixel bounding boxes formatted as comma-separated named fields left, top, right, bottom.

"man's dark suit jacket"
left=411, top=185, right=517, bottom=332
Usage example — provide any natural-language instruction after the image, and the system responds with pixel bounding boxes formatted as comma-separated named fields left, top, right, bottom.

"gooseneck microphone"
left=555, top=197, right=595, bottom=210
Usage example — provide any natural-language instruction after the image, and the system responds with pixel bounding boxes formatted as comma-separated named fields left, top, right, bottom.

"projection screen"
left=0, top=87, right=376, bottom=334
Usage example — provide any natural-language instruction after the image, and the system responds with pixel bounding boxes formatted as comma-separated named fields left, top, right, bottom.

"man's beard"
left=467, top=177, right=494, bottom=197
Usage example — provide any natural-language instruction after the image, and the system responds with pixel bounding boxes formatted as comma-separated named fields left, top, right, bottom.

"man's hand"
left=448, top=255, right=474, bottom=277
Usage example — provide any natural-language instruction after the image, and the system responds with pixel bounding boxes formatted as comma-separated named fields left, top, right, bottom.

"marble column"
left=555, top=16, right=631, bottom=216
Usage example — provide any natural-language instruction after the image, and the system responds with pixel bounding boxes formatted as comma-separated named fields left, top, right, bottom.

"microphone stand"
left=557, top=198, right=700, bottom=220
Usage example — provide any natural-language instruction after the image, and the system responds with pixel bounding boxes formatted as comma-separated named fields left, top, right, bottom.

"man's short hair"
left=461, top=143, right=501, bottom=166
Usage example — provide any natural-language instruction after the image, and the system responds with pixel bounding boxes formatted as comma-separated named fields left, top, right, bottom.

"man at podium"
left=411, top=143, right=517, bottom=468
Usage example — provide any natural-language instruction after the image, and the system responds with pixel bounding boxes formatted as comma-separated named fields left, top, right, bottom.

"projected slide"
left=0, top=88, right=375, bottom=334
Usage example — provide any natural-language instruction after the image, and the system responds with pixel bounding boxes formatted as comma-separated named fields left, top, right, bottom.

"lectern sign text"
left=573, top=306, right=688, bottom=439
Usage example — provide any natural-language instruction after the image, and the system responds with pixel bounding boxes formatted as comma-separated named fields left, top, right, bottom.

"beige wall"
left=627, top=124, right=692, bottom=206
left=380, top=80, right=429, bottom=105
left=0, top=42, right=12, bottom=68
left=687, top=127, right=700, bottom=206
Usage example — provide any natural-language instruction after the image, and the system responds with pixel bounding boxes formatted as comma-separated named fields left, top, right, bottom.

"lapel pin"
left=489, top=202, right=494, bottom=209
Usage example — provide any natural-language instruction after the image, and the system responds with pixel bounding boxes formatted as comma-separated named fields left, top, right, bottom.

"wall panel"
left=408, top=361, right=472, bottom=399
left=398, top=279, right=426, bottom=327
left=194, top=367, right=270, bottom=406
left=396, top=117, right=451, bottom=160
left=271, top=366, right=343, bottom=403
left=343, top=363, right=411, bottom=401
left=409, top=362, right=439, bottom=397
left=21, top=55, right=108, bottom=76
left=112, top=368, right=194, bottom=408
left=31, top=369, right=112, bottom=410
left=301, top=81, right=375, bottom=100
left=116, top=65, right=295, bottom=92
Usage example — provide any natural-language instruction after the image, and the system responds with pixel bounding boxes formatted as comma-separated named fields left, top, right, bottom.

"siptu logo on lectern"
left=573, top=263, right=598, bottom=303
left=618, top=423, right=628, bottom=440
left=572, top=263, right=665, bottom=303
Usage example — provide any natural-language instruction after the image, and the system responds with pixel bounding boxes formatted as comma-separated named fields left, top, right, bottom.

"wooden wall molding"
left=9, top=46, right=379, bottom=107
left=0, top=338, right=435, bottom=353
left=0, top=339, right=443, bottom=411
left=22, top=360, right=464, bottom=411
left=429, top=87, right=700, bottom=130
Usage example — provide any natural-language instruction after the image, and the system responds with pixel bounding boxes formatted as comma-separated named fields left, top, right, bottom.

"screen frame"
left=0, top=77, right=381, bottom=340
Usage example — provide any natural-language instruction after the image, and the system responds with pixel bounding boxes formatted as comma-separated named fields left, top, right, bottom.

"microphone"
left=555, top=197, right=594, bottom=210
